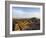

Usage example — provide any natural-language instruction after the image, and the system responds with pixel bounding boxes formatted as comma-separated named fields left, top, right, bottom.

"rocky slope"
left=12, top=17, right=40, bottom=31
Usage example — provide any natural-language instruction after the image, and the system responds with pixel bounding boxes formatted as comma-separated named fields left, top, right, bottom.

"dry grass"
left=12, top=17, right=40, bottom=31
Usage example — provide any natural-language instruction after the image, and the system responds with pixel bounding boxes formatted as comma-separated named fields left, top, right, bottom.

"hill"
left=12, top=17, right=40, bottom=31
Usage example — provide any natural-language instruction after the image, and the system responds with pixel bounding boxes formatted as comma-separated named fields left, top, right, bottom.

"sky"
left=12, top=7, right=40, bottom=19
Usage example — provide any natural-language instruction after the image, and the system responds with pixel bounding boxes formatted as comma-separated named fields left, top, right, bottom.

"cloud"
left=12, top=7, right=40, bottom=19
left=13, top=12, right=40, bottom=19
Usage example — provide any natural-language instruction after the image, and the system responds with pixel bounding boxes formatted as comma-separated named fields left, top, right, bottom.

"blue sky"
left=12, top=7, right=40, bottom=19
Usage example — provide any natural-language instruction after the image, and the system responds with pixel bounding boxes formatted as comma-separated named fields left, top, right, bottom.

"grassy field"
left=12, top=17, right=40, bottom=31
